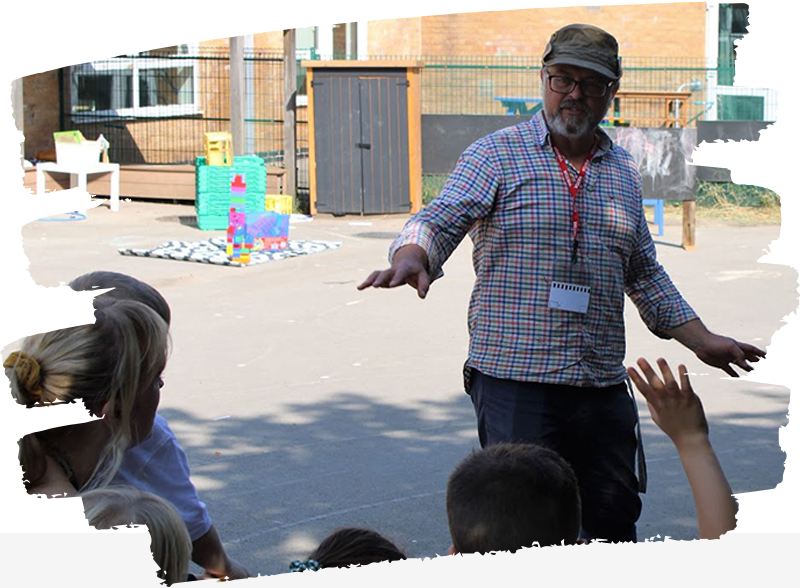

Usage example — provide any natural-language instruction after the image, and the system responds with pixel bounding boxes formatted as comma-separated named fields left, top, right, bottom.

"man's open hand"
left=693, top=333, right=765, bottom=377
left=357, top=244, right=431, bottom=299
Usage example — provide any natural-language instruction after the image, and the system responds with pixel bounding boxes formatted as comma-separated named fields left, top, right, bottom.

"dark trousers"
left=468, top=370, right=642, bottom=543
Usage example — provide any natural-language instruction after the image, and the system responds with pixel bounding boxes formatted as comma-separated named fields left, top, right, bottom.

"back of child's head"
left=83, top=485, right=191, bottom=585
left=290, top=527, right=406, bottom=572
left=5, top=298, right=169, bottom=491
left=70, top=271, right=172, bottom=326
left=446, top=442, right=581, bottom=554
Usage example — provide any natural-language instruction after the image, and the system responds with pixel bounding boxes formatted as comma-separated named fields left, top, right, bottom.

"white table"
left=35, top=161, right=121, bottom=213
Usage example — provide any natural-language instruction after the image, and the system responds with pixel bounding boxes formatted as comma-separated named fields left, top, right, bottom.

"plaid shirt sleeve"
left=624, top=171, right=698, bottom=338
left=389, top=140, right=502, bottom=277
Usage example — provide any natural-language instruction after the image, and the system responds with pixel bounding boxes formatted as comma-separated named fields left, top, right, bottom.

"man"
left=358, top=24, right=764, bottom=543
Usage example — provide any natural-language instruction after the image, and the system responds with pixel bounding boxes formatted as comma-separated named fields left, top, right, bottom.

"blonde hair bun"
left=4, top=350, right=44, bottom=405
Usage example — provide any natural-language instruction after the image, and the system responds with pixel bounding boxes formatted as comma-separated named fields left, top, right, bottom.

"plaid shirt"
left=390, top=112, right=697, bottom=387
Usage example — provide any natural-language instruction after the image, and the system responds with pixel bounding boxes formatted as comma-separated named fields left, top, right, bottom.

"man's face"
left=541, top=64, right=617, bottom=139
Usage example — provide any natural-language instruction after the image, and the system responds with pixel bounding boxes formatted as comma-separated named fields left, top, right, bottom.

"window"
left=294, top=24, right=358, bottom=106
left=70, top=44, right=201, bottom=120
left=296, top=27, right=317, bottom=106
left=716, top=94, right=764, bottom=121
left=713, top=85, right=777, bottom=121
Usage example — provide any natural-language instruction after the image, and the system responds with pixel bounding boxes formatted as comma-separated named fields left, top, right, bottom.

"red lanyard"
left=552, top=145, right=596, bottom=263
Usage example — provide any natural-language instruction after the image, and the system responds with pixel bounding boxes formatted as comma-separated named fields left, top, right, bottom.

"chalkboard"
left=421, top=115, right=526, bottom=175
left=604, top=127, right=697, bottom=201
left=421, top=115, right=698, bottom=201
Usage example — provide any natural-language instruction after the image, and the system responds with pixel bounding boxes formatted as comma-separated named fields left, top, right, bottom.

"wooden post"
left=283, top=29, right=297, bottom=199
left=230, top=36, right=246, bottom=157
left=307, top=68, right=317, bottom=215
left=682, top=200, right=696, bottom=250
left=407, top=66, right=422, bottom=214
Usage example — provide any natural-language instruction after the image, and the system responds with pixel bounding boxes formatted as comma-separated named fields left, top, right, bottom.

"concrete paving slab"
left=13, top=201, right=794, bottom=575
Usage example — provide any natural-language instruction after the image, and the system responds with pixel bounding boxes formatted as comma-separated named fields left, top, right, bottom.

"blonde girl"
left=4, top=297, right=169, bottom=496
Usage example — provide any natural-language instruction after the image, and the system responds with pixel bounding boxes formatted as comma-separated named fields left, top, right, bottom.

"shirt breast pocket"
left=594, top=190, right=639, bottom=259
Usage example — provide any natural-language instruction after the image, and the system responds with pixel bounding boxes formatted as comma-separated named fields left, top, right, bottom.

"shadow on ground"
left=155, top=215, right=199, bottom=228
left=157, top=382, right=788, bottom=577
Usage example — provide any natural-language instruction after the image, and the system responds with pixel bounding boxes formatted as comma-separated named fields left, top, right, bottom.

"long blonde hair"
left=5, top=298, right=169, bottom=491
left=83, top=486, right=191, bottom=585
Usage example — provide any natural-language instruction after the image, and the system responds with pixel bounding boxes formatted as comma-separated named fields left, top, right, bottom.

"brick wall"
left=22, top=70, right=61, bottom=160
left=367, top=17, right=423, bottom=56
left=241, top=4, right=710, bottom=60
left=418, top=3, right=707, bottom=59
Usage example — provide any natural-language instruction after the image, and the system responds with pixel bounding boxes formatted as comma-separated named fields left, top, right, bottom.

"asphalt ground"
left=14, top=200, right=794, bottom=577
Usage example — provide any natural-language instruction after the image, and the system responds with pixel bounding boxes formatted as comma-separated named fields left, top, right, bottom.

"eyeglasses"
left=546, top=72, right=614, bottom=98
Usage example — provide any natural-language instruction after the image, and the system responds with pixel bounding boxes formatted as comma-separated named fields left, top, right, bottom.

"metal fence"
left=60, top=48, right=770, bottom=193
left=62, top=47, right=301, bottom=163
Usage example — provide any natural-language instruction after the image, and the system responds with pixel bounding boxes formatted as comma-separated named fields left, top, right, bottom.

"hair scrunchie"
left=3, top=350, right=44, bottom=402
left=289, top=559, right=321, bottom=573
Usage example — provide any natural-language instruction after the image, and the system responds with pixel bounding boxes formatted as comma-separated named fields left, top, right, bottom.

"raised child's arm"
left=627, top=358, right=738, bottom=540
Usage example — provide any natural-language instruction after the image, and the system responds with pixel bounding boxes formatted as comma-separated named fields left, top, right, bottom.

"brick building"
left=21, top=3, right=762, bottom=166
left=365, top=4, right=708, bottom=58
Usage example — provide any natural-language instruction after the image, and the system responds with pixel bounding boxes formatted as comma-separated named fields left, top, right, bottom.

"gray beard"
left=543, top=99, right=599, bottom=138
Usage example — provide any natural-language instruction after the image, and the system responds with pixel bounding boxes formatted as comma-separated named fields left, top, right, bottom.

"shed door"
left=313, top=69, right=410, bottom=215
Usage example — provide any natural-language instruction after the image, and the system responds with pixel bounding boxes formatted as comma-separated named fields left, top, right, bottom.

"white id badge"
left=548, top=281, right=590, bottom=314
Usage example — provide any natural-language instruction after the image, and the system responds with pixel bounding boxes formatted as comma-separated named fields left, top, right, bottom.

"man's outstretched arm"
left=666, top=319, right=766, bottom=377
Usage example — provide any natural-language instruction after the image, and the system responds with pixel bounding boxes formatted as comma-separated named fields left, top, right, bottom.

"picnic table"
left=494, top=97, right=543, bottom=116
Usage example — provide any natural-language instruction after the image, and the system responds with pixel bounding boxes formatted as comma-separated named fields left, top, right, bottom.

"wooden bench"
left=606, top=91, right=693, bottom=128
left=25, top=164, right=287, bottom=201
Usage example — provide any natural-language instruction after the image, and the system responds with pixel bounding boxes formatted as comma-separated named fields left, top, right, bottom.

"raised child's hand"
left=628, top=357, right=737, bottom=540
left=627, top=358, right=708, bottom=449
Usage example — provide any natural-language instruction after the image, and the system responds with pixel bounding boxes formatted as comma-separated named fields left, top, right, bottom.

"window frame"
left=69, top=44, right=202, bottom=122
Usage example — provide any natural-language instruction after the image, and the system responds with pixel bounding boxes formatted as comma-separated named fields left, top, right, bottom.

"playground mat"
left=118, top=237, right=341, bottom=267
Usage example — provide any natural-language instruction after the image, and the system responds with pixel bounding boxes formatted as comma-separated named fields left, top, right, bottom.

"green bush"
left=422, top=174, right=450, bottom=205
left=695, top=181, right=780, bottom=209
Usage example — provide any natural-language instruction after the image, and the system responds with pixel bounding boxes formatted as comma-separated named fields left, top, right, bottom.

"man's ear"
left=448, top=545, right=457, bottom=556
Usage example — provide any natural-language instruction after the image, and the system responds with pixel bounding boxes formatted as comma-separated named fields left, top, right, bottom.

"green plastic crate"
left=196, top=195, right=267, bottom=232
left=196, top=192, right=265, bottom=216
left=196, top=156, right=267, bottom=195
left=195, top=156, right=267, bottom=231
left=196, top=213, right=231, bottom=231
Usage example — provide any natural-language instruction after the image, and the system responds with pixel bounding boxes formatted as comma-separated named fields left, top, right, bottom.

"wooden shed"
left=302, top=60, right=422, bottom=216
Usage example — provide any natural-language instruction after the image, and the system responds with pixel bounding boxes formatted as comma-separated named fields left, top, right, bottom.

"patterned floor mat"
left=118, top=237, right=341, bottom=267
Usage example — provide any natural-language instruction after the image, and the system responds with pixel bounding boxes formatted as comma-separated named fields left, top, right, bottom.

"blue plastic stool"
left=642, top=198, right=664, bottom=236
